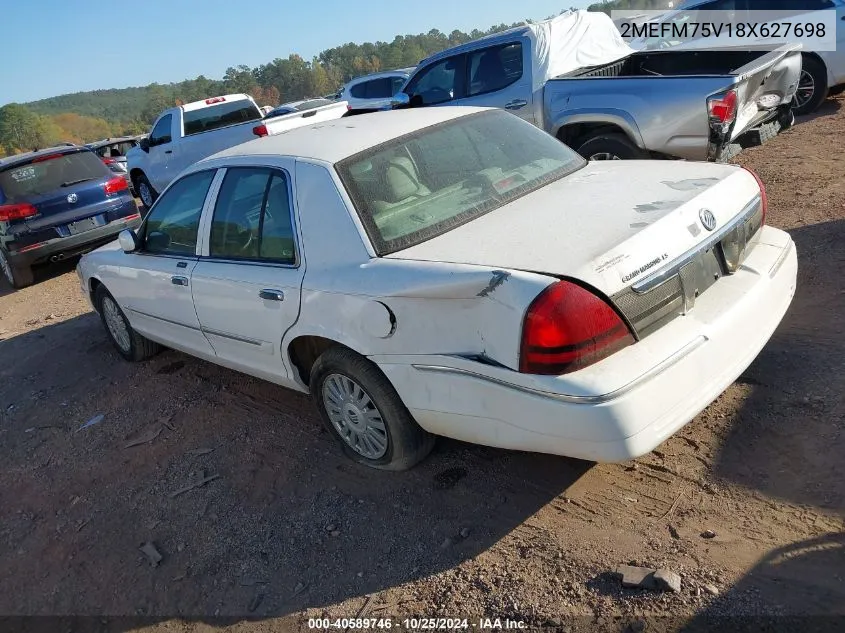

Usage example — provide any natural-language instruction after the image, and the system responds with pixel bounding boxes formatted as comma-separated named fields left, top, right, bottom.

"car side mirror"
left=139, top=137, right=150, bottom=152
left=390, top=92, right=411, bottom=109
left=118, top=229, right=139, bottom=253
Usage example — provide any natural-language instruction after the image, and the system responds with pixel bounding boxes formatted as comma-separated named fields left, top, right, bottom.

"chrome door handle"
left=259, top=289, right=284, bottom=301
left=504, top=99, right=528, bottom=110
left=171, top=276, right=189, bottom=286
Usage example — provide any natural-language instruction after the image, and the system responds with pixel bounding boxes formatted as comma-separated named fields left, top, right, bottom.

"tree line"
left=2, top=1, right=669, bottom=156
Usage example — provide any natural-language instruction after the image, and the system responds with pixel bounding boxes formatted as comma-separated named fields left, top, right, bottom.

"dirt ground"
left=1, top=96, right=843, bottom=633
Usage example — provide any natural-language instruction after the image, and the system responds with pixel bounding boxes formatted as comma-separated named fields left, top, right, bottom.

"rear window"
left=336, top=110, right=586, bottom=255
left=183, top=99, right=262, bottom=136
left=0, top=150, right=109, bottom=202
left=92, top=141, right=137, bottom=158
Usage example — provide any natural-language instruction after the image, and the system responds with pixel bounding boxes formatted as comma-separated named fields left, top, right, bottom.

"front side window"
left=336, top=110, right=586, bottom=255
left=209, top=167, right=296, bottom=264
left=467, top=43, right=524, bottom=97
left=143, top=170, right=215, bottom=255
left=404, top=56, right=465, bottom=106
left=150, top=115, right=172, bottom=146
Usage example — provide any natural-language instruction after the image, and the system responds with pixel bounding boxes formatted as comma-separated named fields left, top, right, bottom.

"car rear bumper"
left=374, top=226, right=797, bottom=463
left=6, top=212, right=141, bottom=267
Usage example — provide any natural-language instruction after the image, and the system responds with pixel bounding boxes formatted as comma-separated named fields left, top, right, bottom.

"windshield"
left=0, top=150, right=109, bottom=202
left=336, top=110, right=586, bottom=255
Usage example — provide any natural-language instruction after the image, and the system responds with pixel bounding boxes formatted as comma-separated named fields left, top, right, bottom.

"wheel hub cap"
left=793, top=69, right=815, bottom=109
left=103, top=297, right=131, bottom=352
left=139, top=183, right=152, bottom=207
left=322, top=374, right=388, bottom=459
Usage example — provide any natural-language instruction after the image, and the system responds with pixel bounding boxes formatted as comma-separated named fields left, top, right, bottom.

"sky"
left=0, top=0, right=591, bottom=106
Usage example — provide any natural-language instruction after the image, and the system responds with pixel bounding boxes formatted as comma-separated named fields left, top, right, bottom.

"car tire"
left=577, top=134, right=648, bottom=161
left=310, top=346, right=436, bottom=471
left=95, top=285, right=160, bottom=362
left=134, top=173, right=158, bottom=209
left=0, top=248, right=34, bottom=289
left=792, top=55, right=828, bottom=116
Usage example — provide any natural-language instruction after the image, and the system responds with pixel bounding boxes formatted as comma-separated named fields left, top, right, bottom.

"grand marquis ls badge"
left=67, top=193, right=78, bottom=204
left=699, top=208, right=717, bottom=231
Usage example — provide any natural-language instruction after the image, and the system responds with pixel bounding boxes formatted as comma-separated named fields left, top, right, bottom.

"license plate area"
left=678, top=247, right=724, bottom=314
left=66, top=215, right=105, bottom=236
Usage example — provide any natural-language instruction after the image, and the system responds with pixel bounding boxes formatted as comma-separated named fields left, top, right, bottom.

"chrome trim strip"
left=412, top=336, right=708, bottom=405
left=201, top=327, right=264, bottom=346
left=126, top=308, right=200, bottom=331
left=632, top=196, right=761, bottom=293
left=768, top=241, right=793, bottom=279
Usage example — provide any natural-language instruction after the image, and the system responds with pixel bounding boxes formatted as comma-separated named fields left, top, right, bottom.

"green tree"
left=0, top=104, right=54, bottom=154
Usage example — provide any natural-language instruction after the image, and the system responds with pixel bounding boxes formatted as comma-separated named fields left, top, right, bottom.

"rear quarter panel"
left=287, top=160, right=552, bottom=373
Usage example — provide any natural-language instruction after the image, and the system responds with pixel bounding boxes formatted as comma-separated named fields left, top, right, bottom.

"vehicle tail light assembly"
left=520, top=280, right=634, bottom=375
left=205, top=97, right=226, bottom=104
left=252, top=124, right=269, bottom=137
left=741, top=166, right=767, bottom=226
left=32, top=153, right=64, bottom=163
left=708, top=89, right=737, bottom=126
left=103, top=176, right=129, bottom=195
left=0, top=203, right=38, bottom=222
left=102, top=157, right=116, bottom=165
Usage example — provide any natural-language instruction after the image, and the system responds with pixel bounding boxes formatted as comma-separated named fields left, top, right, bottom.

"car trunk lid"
left=386, top=160, right=764, bottom=337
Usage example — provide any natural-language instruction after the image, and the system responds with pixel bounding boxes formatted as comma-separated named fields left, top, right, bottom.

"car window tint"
left=183, top=99, right=262, bottom=136
left=150, top=115, right=172, bottom=146
left=391, top=76, right=407, bottom=93
left=209, top=168, right=296, bottom=264
left=259, top=174, right=296, bottom=263
left=0, top=150, right=109, bottom=202
left=467, top=43, right=523, bottom=97
left=143, top=170, right=214, bottom=256
left=406, top=57, right=463, bottom=105
left=350, top=83, right=368, bottom=99
left=364, top=78, right=394, bottom=99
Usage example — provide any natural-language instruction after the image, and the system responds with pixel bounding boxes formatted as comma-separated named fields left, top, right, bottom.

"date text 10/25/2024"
left=308, top=618, right=527, bottom=630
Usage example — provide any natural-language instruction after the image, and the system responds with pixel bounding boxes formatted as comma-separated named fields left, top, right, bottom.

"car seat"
left=370, top=156, right=430, bottom=215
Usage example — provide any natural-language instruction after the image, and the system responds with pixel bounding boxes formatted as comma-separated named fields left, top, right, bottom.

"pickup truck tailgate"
left=729, top=44, right=801, bottom=142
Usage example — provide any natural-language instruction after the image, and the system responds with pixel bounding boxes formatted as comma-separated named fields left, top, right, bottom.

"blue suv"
left=0, top=145, right=141, bottom=288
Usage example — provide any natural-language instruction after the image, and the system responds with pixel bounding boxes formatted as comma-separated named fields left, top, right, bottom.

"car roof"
left=85, top=136, right=140, bottom=148
left=201, top=106, right=487, bottom=166
left=0, top=144, right=88, bottom=169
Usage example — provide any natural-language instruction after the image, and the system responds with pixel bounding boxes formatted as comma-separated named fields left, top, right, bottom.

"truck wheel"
left=135, top=173, right=158, bottom=209
left=577, top=134, right=647, bottom=161
left=792, top=56, right=828, bottom=116
left=0, top=248, right=34, bottom=289
left=310, top=346, right=436, bottom=471
left=95, top=285, right=160, bottom=362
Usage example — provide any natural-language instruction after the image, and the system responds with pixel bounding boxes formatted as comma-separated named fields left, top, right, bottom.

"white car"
left=77, top=107, right=797, bottom=470
left=341, top=68, right=415, bottom=113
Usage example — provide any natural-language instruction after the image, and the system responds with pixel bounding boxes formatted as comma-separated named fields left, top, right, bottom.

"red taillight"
left=742, top=166, right=767, bottom=226
left=103, top=176, right=129, bottom=195
left=252, top=124, right=268, bottom=137
left=520, top=280, right=634, bottom=375
left=708, top=89, right=737, bottom=125
left=0, top=203, right=38, bottom=221
left=205, top=97, right=226, bottom=104
left=102, top=157, right=116, bottom=165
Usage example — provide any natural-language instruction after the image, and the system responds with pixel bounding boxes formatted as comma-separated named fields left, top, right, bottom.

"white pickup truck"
left=128, top=94, right=348, bottom=207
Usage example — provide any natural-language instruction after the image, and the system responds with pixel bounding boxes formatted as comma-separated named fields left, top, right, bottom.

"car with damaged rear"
left=76, top=107, right=796, bottom=470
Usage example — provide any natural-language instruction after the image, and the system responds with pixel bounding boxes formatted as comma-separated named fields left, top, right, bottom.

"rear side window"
left=467, top=43, right=523, bottom=97
left=183, top=99, right=262, bottom=136
left=350, top=83, right=368, bottom=99
left=0, top=151, right=109, bottom=203
left=208, top=167, right=296, bottom=264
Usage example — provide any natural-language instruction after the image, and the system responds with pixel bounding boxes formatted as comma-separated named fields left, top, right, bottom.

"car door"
left=145, top=113, right=177, bottom=192
left=404, top=55, right=467, bottom=107
left=110, top=168, right=219, bottom=358
left=190, top=163, right=304, bottom=385
left=458, top=40, right=535, bottom=123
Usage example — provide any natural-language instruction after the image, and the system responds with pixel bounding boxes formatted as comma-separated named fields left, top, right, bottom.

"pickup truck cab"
left=394, top=10, right=800, bottom=161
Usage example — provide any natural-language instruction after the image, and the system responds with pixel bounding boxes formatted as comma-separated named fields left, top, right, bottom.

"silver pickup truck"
left=392, top=11, right=801, bottom=161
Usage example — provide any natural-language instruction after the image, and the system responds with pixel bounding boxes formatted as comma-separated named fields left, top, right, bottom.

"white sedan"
left=76, top=107, right=797, bottom=470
